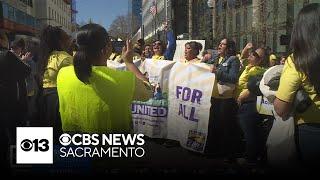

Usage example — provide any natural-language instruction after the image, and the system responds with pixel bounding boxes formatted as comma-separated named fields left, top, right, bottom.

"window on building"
left=2, top=3, right=9, bottom=18
left=19, top=0, right=33, bottom=7
left=8, top=6, right=15, bottom=21
left=15, top=9, right=24, bottom=24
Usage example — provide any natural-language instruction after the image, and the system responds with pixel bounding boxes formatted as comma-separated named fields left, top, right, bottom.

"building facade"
left=34, top=0, right=74, bottom=34
left=210, top=0, right=320, bottom=53
left=128, top=0, right=142, bottom=39
left=142, top=0, right=173, bottom=41
left=0, top=0, right=40, bottom=38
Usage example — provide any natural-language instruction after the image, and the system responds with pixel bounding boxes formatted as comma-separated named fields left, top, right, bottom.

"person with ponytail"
left=38, top=26, right=72, bottom=137
left=274, top=3, right=320, bottom=166
left=57, top=23, right=152, bottom=133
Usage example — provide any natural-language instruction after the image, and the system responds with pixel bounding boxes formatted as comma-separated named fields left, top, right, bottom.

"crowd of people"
left=0, top=3, right=319, bottom=174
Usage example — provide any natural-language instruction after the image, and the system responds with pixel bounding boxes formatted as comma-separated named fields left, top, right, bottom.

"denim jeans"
left=238, top=101, right=272, bottom=162
left=297, top=123, right=320, bottom=167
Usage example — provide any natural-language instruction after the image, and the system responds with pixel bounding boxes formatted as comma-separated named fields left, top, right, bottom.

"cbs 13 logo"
left=20, top=138, right=49, bottom=152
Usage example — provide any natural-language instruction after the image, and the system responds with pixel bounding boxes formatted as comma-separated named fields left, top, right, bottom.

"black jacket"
left=0, top=47, right=31, bottom=124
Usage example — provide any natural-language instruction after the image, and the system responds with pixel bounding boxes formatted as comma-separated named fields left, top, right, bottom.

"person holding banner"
left=57, top=23, right=152, bottom=133
left=184, top=41, right=203, bottom=63
left=142, top=44, right=153, bottom=59
left=274, top=3, right=320, bottom=167
left=151, top=23, right=176, bottom=60
left=206, top=38, right=241, bottom=160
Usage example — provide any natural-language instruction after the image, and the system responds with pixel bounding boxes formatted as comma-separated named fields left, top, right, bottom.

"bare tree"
left=108, top=14, right=130, bottom=40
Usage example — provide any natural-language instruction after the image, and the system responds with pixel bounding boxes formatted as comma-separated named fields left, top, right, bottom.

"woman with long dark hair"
left=38, top=26, right=72, bottom=137
left=205, top=38, right=241, bottom=160
left=274, top=3, right=320, bottom=166
left=57, top=23, right=152, bottom=133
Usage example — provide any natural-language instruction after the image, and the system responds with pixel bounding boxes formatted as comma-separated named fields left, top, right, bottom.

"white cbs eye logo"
left=59, top=134, right=72, bottom=146
left=20, top=139, right=49, bottom=152
left=20, top=139, right=33, bottom=151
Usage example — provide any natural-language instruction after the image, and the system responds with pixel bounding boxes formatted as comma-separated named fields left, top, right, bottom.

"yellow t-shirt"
left=237, top=65, right=266, bottom=97
left=184, top=57, right=201, bottom=64
left=276, top=55, right=320, bottom=124
left=43, top=51, right=73, bottom=88
left=152, top=55, right=165, bottom=60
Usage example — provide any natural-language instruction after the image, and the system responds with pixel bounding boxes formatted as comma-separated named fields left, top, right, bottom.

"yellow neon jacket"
left=57, top=66, right=135, bottom=133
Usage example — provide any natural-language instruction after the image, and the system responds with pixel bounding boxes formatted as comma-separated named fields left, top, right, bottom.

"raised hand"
left=244, top=43, right=253, bottom=50
left=21, top=52, right=33, bottom=62
left=122, top=39, right=133, bottom=64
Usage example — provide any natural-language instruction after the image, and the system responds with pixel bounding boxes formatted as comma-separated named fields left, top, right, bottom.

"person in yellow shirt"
left=38, top=26, right=73, bottom=138
left=205, top=38, right=241, bottom=159
left=57, top=23, right=152, bottom=133
left=236, top=47, right=267, bottom=165
left=151, top=24, right=176, bottom=60
left=274, top=3, right=320, bottom=167
left=184, top=41, right=202, bottom=63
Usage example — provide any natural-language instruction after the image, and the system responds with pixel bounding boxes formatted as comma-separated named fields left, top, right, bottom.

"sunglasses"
left=153, top=42, right=162, bottom=46
left=250, top=51, right=260, bottom=59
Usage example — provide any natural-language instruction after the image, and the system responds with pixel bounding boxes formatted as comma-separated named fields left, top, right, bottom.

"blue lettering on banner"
left=131, top=104, right=167, bottom=117
left=262, top=98, right=271, bottom=105
left=176, top=86, right=203, bottom=122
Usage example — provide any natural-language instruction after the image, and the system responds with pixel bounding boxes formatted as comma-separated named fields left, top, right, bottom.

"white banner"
left=167, top=62, right=215, bottom=153
left=256, top=96, right=274, bottom=116
left=132, top=59, right=175, bottom=138
left=132, top=99, right=168, bottom=138
left=107, top=59, right=141, bottom=71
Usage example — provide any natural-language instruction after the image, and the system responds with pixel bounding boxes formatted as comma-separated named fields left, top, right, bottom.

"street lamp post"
left=207, top=0, right=216, bottom=46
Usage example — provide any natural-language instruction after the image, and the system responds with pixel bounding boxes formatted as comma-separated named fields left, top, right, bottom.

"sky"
left=76, top=0, right=128, bottom=30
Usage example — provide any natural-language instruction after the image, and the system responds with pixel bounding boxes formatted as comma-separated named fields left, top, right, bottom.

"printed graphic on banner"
left=186, top=130, right=206, bottom=152
left=167, top=62, right=215, bottom=153
left=16, top=127, right=53, bottom=164
left=132, top=59, right=175, bottom=138
left=132, top=98, right=168, bottom=138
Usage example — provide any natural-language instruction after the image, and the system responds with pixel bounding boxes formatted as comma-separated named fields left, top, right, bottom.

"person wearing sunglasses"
left=151, top=23, right=176, bottom=60
left=236, top=47, right=268, bottom=166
